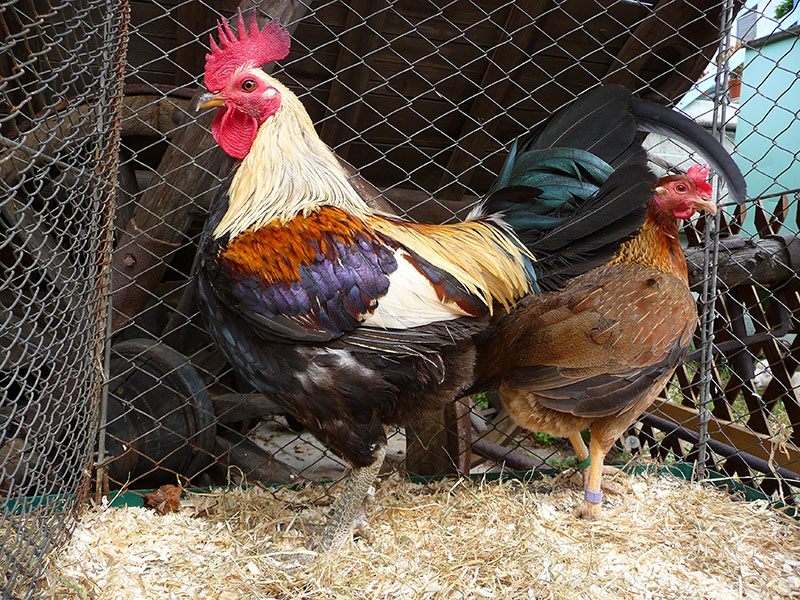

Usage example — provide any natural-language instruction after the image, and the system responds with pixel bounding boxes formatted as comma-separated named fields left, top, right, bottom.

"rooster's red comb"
left=687, top=164, right=713, bottom=199
left=204, top=9, right=290, bottom=92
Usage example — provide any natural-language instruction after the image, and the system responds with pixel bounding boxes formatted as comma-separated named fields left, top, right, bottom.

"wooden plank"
left=212, top=393, right=285, bottom=424
left=684, top=236, right=797, bottom=289
left=769, top=194, right=790, bottom=233
left=383, top=188, right=478, bottom=223
left=405, top=399, right=472, bottom=477
left=405, top=413, right=454, bottom=477
left=127, top=2, right=186, bottom=85
left=173, top=3, right=205, bottom=86
left=760, top=321, right=800, bottom=447
left=404, top=389, right=475, bottom=477
left=318, top=0, right=390, bottom=159
left=447, top=399, right=473, bottom=475
left=649, top=398, right=800, bottom=471
left=603, top=0, right=733, bottom=102
left=288, top=29, right=615, bottom=95
left=288, top=50, right=612, bottom=159
left=754, top=198, right=789, bottom=237
left=674, top=360, right=700, bottom=408
left=300, top=0, right=541, bottom=46
left=778, top=281, right=800, bottom=447
left=733, top=284, right=792, bottom=429
left=718, top=292, right=757, bottom=424
left=213, top=433, right=297, bottom=485
left=438, top=0, right=553, bottom=201
left=727, top=287, right=771, bottom=433
left=384, top=2, right=541, bottom=45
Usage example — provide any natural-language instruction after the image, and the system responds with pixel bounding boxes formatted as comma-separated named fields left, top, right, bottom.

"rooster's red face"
left=653, top=166, right=717, bottom=220
left=198, top=68, right=283, bottom=159
left=202, top=69, right=281, bottom=119
left=198, top=11, right=291, bottom=159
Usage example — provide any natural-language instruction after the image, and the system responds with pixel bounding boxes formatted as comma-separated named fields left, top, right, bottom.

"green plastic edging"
left=4, top=463, right=797, bottom=519
left=409, top=462, right=798, bottom=519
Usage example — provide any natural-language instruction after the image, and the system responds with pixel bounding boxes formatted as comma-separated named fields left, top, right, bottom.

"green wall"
left=734, top=34, right=800, bottom=210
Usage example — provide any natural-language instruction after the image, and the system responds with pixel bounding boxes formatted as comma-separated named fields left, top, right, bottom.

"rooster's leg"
left=313, top=444, right=386, bottom=551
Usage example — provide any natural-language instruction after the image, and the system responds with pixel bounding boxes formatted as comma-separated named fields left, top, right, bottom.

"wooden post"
left=405, top=398, right=472, bottom=477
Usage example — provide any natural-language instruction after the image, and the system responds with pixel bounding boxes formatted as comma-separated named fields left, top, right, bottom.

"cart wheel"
left=104, top=339, right=215, bottom=488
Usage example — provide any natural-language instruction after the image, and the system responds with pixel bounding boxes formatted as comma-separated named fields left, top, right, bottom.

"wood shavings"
left=40, top=472, right=800, bottom=600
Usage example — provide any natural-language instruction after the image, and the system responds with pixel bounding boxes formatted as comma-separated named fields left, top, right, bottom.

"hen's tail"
left=479, top=85, right=745, bottom=290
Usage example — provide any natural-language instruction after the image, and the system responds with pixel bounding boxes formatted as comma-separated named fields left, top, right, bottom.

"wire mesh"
left=0, top=1, right=129, bottom=598
left=100, top=0, right=800, bottom=498
left=2, top=0, right=800, bottom=595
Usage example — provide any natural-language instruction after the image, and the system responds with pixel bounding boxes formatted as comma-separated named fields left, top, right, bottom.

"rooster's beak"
left=196, top=92, right=226, bottom=111
left=691, top=197, right=718, bottom=216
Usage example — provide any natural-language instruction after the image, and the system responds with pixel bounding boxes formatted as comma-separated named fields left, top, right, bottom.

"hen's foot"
left=580, top=465, right=624, bottom=495
left=572, top=497, right=623, bottom=521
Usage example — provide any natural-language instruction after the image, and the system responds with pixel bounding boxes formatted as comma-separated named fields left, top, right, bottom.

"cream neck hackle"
left=213, top=76, right=373, bottom=240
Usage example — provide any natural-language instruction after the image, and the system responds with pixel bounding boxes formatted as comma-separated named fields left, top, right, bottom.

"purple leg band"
left=584, top=489, right=603, bottom=504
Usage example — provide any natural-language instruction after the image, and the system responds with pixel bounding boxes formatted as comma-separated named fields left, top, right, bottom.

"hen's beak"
left=196, top=92, right=226, bottom=111
left=691, top=197, right=718, bottom=216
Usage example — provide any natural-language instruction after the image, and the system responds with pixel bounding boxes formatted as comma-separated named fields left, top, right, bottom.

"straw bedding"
left=40, top=470, right=800, bottom=599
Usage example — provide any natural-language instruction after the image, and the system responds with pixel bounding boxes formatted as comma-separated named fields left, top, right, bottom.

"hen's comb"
left=687, top=164, right=713, bottom=198
left=205, top=9, right=290, bottom=92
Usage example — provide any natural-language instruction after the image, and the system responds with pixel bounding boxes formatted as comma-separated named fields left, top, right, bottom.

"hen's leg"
left=313, top=444, right=386, bottom=551
left=567, top=432, right=622, bottom=495
left=568, top=432, right=590, bottom=467
left=572, top=437, right=609, bottom=520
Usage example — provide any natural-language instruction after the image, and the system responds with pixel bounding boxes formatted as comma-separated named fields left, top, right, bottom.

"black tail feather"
left=630, top=96, right=746, bottom=204
left=528, top=164, right=653, bottom=289
left=519, top=85, right=647, bottom=169
left=481, top=85, right=745, bottom=291
left=483, top=86, right=653, bottom=289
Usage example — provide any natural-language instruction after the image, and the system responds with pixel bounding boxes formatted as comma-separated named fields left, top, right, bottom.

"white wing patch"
left=362, top=249, right=472, bottom=329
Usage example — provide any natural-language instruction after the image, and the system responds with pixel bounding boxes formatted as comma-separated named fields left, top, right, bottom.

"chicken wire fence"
left=0, top=1, right=129, bottom=598
left=103, top=0, right=800, bottom=498
left=2, top=0, right=800, bottom=595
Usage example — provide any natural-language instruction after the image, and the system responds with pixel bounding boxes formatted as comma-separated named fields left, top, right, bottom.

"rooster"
left=193, top=13, right=744, bottom=550
left=473, top=166, right=719, bottom=520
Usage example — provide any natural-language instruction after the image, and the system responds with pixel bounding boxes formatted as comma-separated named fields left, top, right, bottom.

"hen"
left=193, top=13, right=744, bottom=549
left=474, top=166, right=719, bottom=520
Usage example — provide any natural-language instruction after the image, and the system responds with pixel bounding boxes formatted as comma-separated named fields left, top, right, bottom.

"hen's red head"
left=653, top=164, right=717, bottom=220
left=198, top=10, right=290, bottom=159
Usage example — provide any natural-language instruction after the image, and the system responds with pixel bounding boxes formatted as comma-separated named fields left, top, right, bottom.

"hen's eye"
left=676, top=184, right=688, bottom=193
left=241, top=79, right=257, bottom=92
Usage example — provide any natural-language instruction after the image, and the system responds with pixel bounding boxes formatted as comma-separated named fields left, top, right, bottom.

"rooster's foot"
left=264, top=546, right=319, bottom=567
left=301, top=511, right=374, bottom=550
left=352, top=509, right=375, bottom=544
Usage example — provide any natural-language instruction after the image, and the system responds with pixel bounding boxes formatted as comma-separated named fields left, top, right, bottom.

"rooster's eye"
left=675, top=184, right=688, bottom=193
left=241, top=79, right=257, bottom=92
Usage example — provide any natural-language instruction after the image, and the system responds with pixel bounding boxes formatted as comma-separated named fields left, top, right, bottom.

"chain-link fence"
left=0, top=1, right=129, bottom=598
left=2, top=0, right=800, bottom=596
